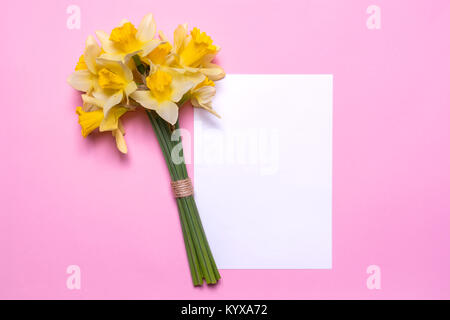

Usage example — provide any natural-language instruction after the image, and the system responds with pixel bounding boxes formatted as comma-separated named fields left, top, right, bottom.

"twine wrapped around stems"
left=171, top=178, right=194, bottom=198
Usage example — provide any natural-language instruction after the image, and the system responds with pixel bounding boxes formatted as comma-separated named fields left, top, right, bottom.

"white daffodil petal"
left=67, top=70, right=92, bottom=92
left=96, top=30, right=119, bottom=54
left=156, top=101, right=179, bottom=125
left=136, top=13, right=156, bottom=42
left=103, top=91, right=124, bottom=117
left=84, top=35, right=101, bottom=74
left=130, top=91, right=159, bottom=110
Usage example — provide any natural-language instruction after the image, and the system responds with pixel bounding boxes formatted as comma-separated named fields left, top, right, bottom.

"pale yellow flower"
left=130, top=69, right=203, bottom=124
left=96, top=14, right=160, bottom=62
left=75, top=94, right=132, bottom=154
left=67, top=36, right=137, bottom=120
left=91, top=58, right=137, bottom=118
left=76, top=106, right=129, bottom=154
left=172, top=25, right=225, bottom=81
left=190, top=78, right=220, bottom=118
left=67, top=35, right=102, bottom=92
left=142, top=42, right=173, bottom=67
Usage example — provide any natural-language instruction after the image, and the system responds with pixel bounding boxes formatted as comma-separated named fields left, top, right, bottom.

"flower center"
left=98, top=68, right=126, bottom=90
left=179, top=28, right=218, bottom=67
left=109, top=22, right=142, bottom=53
left=146, top=69, right=173, bottom=102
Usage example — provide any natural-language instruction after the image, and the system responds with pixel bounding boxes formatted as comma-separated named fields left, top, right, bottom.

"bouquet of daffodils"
left=67, top=13, right=224, bottom=286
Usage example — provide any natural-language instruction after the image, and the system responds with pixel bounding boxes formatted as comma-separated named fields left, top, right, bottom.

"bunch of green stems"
left=145, top=103, right=220, bottom=286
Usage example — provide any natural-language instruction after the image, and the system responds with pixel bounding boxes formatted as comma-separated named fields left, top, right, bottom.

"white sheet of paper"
left=194, top=74, right=333, bottom=269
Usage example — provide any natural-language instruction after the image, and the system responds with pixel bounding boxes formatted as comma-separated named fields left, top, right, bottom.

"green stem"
left=174, top=122, right=220, bottom=281
left=146, top=111, right=202, bottom=286
left=155, top=115, right=215, bottom=283
left=146, top=110, right=221, bottom=286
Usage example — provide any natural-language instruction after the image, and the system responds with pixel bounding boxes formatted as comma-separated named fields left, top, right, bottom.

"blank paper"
left=194, top=74, right=333, bottom=269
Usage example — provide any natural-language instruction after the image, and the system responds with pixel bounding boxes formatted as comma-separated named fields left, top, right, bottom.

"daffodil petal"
left=97, top=53, right=123, bottom=62
left=173, top=24, right=188, bottom=54
left=96, top=58, right=134, bottom=82
left=112, top=128, right=128, bottom=154
left=136, top=13, right=156, bottom=42
left=118, top=119, right=126, bottom=135
left=98, top=50, right=141, bottom=64
left=156, top=101, right=179, bottom=125
left=171, top=80, right=195, bottom=103
left=67, top=70, right=93, bottom=92
left=99, top=106, right=128, bottom=132
left=103, top=90, right=124, bottom=117
left=124, top=51, right=142, bottom=63
left=82, top=94, right=104, bottom=111
left=195, top=86, right=216, bottom=104
left=158, top=30, right=169, bottom=42
left=130, top=90, right=159, bottom=110
left=124, top=81, right=138, bottom=97
left=168, top=70, right=204, bottom=102
left=200, top=62, right=225, bottom=81
left=96, top=30, right=119, bottom=54
left=141, top=39, right=162, bottom=57
left=84, top=35, right=101, bottom=75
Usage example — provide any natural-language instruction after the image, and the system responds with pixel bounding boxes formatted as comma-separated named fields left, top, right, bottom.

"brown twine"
left=171, top=178, right=194, bottom=198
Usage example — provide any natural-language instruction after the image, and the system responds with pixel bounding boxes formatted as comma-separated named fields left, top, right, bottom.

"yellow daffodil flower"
left=67, top=35, right=102, bottom=92
left=130, top=69, right=203, bottom=124
left=190, top=78, right=220, bottom=118
left=92, top=58, right=137, bottom=118
left=143, top=42, right=173, bottom=66
left=68, top=36, right=137, bottom=119
left=76, top=98, right=130, bottom=154
left=96, top=14, right=160, bottom=62
left=172, top=25, right=225, bottom=81
left=69, top=14, right=225, bottom=155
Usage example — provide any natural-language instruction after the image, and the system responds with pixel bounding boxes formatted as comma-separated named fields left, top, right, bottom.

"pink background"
left=1, top=0, right=450, bottom=299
